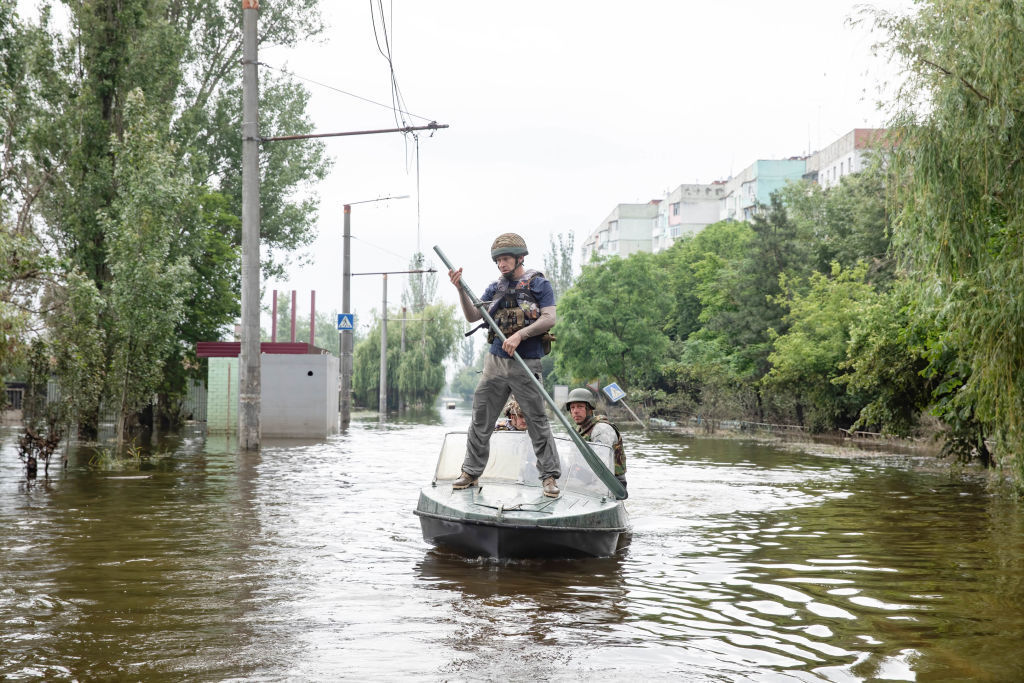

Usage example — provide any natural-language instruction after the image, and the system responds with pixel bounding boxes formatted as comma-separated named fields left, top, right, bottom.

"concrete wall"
left=261, top=354, right=339, bottom=437
left=207, top=357, right=239, bottom=433
left=205, top=354, right=339, bottom=437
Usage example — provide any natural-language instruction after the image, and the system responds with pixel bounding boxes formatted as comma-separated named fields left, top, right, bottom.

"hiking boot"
left=542, top=476, right=560, bottom=498
left=453, top=472, right=478, bottom=489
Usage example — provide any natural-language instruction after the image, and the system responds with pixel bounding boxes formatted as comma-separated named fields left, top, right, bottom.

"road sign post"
left=602, top=383, right=647, bottom=431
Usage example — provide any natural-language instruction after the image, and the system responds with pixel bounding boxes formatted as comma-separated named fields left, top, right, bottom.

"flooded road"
left=2, top=408, right=1023, bottom=681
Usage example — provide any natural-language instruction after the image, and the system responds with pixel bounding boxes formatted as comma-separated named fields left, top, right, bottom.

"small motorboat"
left=414, top=430, right=630, bottom=558
left=444, top=399, right=456, bottom=410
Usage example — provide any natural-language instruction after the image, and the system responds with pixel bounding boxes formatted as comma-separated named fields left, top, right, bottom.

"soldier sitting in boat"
left=494, top=397, right=528, bottom=431
left=565, top=388, right=627, bottom=489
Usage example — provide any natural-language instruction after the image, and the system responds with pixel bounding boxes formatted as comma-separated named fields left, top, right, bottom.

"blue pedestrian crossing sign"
left=603, top=382, right=627, bottom=403
left=336, top=313, right=354, bottom=331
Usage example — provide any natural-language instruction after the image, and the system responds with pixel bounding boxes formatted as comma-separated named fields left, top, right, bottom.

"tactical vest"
left=576, top=414, right=626, bottom=476
left=485, top=269, right=555, bottom=354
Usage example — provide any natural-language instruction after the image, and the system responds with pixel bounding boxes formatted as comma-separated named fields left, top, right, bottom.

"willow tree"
left=876, top=1, right=1024, bottom=475
left=352, top=302, right=460, bottom=410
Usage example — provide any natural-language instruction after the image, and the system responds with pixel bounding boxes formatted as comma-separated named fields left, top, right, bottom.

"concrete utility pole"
left=239, top=0, right=261, bottom=451
left=339, top=205, right=353, bottom=428
left=351, top=268, right=436, bottom=420
left=339, top=196, right=409, bottom=428
left=378, top=274, right=388, bottom=417
left=398, top=307, right=407, bottom=413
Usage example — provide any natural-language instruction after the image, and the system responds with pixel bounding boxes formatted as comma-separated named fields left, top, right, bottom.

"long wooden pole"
left=433, top=245, right=627, bottom=500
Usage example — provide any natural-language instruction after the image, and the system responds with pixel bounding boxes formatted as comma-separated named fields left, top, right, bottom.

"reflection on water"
left=2, top=411, right=1024, bottom=681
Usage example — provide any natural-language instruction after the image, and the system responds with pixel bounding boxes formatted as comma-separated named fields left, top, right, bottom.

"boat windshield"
left=432, top=431, right=616, bottom=498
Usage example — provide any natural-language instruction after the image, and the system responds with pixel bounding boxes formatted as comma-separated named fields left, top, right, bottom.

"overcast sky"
left=260, top=2, right=910, bottom=335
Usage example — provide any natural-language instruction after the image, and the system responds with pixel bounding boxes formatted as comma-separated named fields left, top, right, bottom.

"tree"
left=352, top=303, right=460, bottom=410
left=15, top=0, right=329, bottom=436
left=101, top=91, right=192, bottom=441
left=555, top=253, right=672, bottom=389
left=660, top=219, right=754, bottom=342
left=694, top=195, right=815, bottom=419
left=763, top=263, right=877, bottom=431
left=402, top=252, right=438, bottom=314
left=543, top=231, right=575, bottom=300
left=839, top=282, right=934, bottom=437
left=779, top=170, right=895, bottom=287
left=876, top=0, right=1024, bottom=473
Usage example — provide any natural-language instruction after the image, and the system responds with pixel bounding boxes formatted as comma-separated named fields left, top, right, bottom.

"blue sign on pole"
left=337, top=313, right=354, bottom=331
left=603, top=382, right=627, bottom=403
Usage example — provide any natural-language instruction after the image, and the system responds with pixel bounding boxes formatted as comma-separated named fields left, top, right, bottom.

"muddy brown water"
left=2, top=408, right=1023, bottom=681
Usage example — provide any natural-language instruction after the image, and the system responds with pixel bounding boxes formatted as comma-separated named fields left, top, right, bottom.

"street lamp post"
left=339, top=196, right=409, bottom=429
left=351, top=268, right=436, bottom=420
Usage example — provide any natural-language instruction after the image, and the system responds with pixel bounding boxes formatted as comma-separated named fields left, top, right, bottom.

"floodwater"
left=2, top=408, right=1023, bottom=682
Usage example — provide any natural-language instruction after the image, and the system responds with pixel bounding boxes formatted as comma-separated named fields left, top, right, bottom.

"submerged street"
left=2, top=408, right=1023, bottom=681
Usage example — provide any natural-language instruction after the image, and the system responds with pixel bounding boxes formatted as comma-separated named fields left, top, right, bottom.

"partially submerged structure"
left=197, top=341, right=338, bottom=438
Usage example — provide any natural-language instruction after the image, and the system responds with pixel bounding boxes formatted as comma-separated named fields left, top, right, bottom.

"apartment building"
left=580, top=201, right=660, bottom=263
left=652, top=182, right=728, bottom=252
left=804, top=128, right=887, bottom=189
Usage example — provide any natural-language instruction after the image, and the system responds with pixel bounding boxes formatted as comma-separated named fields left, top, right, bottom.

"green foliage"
left=659, top=219, right=754, bottom=341
left=764, top=263, right=877, bottom=431
left=401, top=252, right=438, bottom=314
left=352, top=303, right=461, bottom=409
left=48, top=271, right=105, bottom=428
left=543, top=231, right=575, bottom=300
left=5, top=0, right=330, bottom=435
left=877, top=0, right=1024, bottom=468
left=555, top=253, right=672, bottom=389
left=101, top=90, right=193, bottom=438
left=780, top=170, right=895, bottom=286
left=450, top=340, right=484, bottom=401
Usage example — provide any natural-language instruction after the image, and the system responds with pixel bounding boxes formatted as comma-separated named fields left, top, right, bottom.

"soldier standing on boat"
left=448, top=233, right=561, bottom=498
left=566, top=388, right=627, bottom=490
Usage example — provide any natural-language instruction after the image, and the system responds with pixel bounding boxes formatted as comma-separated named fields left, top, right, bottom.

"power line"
left=260, top=62, right=435, bottom=124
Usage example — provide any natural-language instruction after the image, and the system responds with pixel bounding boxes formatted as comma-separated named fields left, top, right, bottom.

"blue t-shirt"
left=482, top=274, right=555, bottom=359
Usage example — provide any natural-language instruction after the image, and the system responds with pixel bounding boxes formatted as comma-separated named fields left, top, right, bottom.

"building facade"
left=580, top=201, right=660, bottom=262
left=718, top=158, right=807, bottom=222
left=805, top=128, right=886, bottom=189
left=578, top=128, right=885, bottom=263
left=652, top=182, right=728, bottom=252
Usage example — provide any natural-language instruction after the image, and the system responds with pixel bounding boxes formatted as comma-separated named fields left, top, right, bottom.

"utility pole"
left=378, top=274, right=388, bottom=417
left=339, top=205, right=353, bottom=429
left=351, top=268, right=436, bottom=420
left=398, top=307, right=407, bottom=413
left=239, top=0, right=260, bottom=451
left=338, top=196, right=409, bottom=427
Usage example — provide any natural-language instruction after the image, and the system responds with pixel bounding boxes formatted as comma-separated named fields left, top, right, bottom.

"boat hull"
left=416, top=510, right=623, bottom=558
left=415, top=432, right=630, bottom=559
left=414, top=482, right=629, bottom=559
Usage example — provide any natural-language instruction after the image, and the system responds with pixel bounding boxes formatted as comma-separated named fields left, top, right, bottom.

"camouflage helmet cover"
left=504, top=397, right=523, bottom=418
left=565, top=387, right=597, bottom=411
left=490, top=232, right=528, bottom=260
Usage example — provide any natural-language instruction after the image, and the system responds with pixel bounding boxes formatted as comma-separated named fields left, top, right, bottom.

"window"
left=671, top=202, right=680, bottom=216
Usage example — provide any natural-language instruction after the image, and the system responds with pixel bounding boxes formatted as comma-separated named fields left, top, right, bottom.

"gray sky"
left=260, top=1, right=912, bottom=336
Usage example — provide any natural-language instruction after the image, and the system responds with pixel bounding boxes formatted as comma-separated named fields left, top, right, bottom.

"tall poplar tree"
left=20, top=0, right=329, bottom=436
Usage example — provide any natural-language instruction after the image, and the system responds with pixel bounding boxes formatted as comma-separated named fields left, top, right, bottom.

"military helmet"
left=504, top=397, right=523, bottom=418
left=565, top=387, right=597, bottom=411
left=491, top=232, right=529, bottom=260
